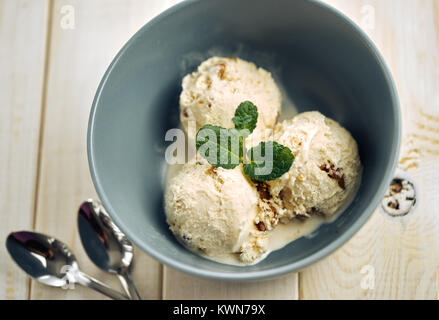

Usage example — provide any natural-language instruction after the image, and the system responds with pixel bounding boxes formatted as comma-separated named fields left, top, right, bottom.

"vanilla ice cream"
left=266, top=111, right=361, bottom=222
left=165, top=56, right=362, bottom=266
left=164, top=111, right=361, bottom=265
left=179, top=57, right=281, bottom=142
left=165, top=161, right=267, bottom=265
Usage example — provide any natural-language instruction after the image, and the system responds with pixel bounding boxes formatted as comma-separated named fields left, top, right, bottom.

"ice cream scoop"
left=179, top=56, right=281, bottom=143
left=164, top=161, right=268, bottom=265
left=266, top=111, right=362, bottom=222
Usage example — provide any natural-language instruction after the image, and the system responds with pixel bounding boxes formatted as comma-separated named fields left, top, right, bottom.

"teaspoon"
left=78, top=200, right=141, bottom=300
left=6, top=231, right=130, bottom=300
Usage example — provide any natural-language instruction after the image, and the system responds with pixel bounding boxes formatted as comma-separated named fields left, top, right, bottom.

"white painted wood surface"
left=0, top=0, right=437, bottom=300
left=163, top=270, right=298, bottom=300
left=0, top=0, right=49, bottom=300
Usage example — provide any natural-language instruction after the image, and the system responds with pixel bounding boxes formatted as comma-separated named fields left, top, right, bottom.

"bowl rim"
left=88, top=0, right=401, bottom=281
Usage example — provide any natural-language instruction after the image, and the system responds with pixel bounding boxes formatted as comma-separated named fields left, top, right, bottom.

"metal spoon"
left=78, top=200, right=141, bottom=300
left=6, top=231, right=130, bottom=300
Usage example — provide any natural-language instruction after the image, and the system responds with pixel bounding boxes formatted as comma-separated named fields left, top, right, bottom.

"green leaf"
left=196, top=124, right=244, bottom=169
left=244, top=141, right=294, bottom=181
left=232, top=101, right=258, bottom=136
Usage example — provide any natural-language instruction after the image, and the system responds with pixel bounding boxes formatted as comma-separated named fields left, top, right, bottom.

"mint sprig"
left=243, top=142, right=294, bottom=181
left=195, top=102, right=294, bottom=181
left=232, top=101, right=258, bottom=136
left=196, top=125, right=243, bottom=169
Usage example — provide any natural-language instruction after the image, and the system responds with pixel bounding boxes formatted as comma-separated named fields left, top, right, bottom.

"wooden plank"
left=164, top=270, right=298, bottom=300
left=300, top=0, right=439, bottom=299
left=29, top=0, right=178, bottom=300
left=0, top=0, right=49, bottom=300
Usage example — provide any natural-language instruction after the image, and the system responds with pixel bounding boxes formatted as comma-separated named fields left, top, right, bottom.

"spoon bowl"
left=6, top=231, right=77, bottom=288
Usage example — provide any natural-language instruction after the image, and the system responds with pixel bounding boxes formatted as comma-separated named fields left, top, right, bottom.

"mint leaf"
left=196, top=124, right=244, bottom=169
left=232, top=101, right=258, bottom=136
left=244, top=141, right=294, bottom=181
left=194, top=102, right=294, bottom=182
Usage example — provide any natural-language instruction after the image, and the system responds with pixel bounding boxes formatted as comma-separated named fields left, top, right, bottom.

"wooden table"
left=1, top=0, right=438, bottom=300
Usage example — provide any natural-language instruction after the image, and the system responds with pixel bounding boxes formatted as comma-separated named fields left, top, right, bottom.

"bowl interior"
left=88, top=0, right=399, bottom=280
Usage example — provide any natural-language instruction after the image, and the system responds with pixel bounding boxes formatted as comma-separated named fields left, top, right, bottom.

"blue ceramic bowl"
left=88, top=0, right=400, bottom=280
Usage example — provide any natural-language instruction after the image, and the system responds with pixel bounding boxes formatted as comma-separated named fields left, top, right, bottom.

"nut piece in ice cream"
left=179, top=57, right=281, bottom=141
left=164, top=161, right=267, bottom=265
left=266, top=111, right=361, bottom=220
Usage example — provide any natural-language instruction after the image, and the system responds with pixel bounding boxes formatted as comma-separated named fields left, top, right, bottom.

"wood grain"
left=164, top=270, right=298, bottom=300
left=29, top=0, right=176, bottom=300
left=0, top=0, right=49, bottom=300
left=300, top=0, right=439, bottom=300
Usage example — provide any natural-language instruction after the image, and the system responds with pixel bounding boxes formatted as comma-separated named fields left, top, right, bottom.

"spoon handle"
left=116, top=274, right=132, bottom=299
left=76, top=271, right=130, bottom=300
left=120, top=269, right=142, bottom=300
